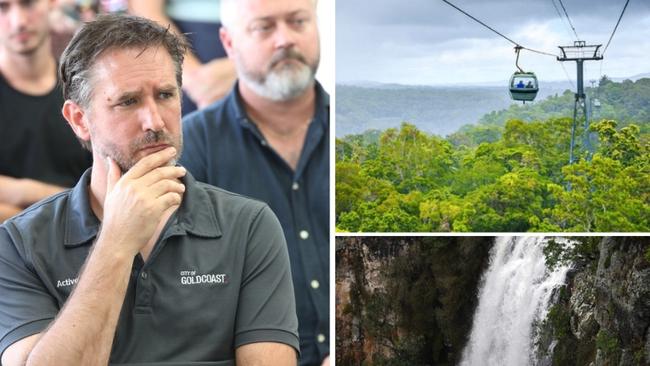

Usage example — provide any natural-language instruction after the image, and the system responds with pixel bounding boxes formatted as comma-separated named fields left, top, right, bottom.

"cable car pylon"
left=557, top=41, right=603, bottom=164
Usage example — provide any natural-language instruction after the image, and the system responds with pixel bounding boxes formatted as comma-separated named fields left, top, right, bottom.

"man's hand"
left=321, top=356, right=330, bottom=366
left=99, top=147, right=186, bottom=257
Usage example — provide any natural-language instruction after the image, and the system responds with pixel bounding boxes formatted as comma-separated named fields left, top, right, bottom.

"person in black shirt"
left=0, top=0, right=92, bottom=221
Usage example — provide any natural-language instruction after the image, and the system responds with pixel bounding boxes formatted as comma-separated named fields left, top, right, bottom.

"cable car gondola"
left=509, top=71, right=538, bottom=102
left=509, top=46, right=539, bottom=103
left=593, top=98, right=601, bottom=108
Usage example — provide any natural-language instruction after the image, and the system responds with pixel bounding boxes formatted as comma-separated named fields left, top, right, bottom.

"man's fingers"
left=147, top=179, right=186, bottom=199
left=124, top=147, right=178, bottom=180
left=105, top=157, right=122, bottom=194
left=139, top=166, right=187, bottom=187
left=157, top=191, right=183, bottom=209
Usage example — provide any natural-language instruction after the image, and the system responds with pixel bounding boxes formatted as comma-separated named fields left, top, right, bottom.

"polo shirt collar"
left=313, top=81, right=330, bottom=128
left=175, top=172, right=222, bottom=238
left=63, top=169, right=220, bottom=248
left=63, top=169, right=100, bottom=247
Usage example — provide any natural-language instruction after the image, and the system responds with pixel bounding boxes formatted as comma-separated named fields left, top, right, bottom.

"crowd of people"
left=0, top=0, right=329, bottom=365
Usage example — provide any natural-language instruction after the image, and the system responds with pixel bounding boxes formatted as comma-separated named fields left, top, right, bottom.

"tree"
left=335, top=79, right=650, bottom=232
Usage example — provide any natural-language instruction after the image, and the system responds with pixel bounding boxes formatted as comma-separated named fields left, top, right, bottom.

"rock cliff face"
left=337, top=237, right=650, bottom=366
left=335, top=236, right=493, bottom=365
left=537, top=237, right=650, bottom=366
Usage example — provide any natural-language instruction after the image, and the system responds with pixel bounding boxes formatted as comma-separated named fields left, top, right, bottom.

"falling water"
left=460, top=237, right=573, bottom=366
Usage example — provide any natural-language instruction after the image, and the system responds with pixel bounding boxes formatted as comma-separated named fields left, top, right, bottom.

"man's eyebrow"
left=251, top=10, right=310, bottom=22
left=159, top=84, right=178, bottom=92
left=110, top=83, right=178, bottom=102
left=114, top=90, right=142, bottom=102
left=287, top=9, right=310, bottom=17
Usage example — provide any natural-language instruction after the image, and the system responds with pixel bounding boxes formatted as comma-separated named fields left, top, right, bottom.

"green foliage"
left=595, top=329, right=620, bottom=356
left=634, top=349, right=647, bottom=365
left=592, top=120, right=642, bottom=164
left=447, top=123, right=503, bottom=147
left=543, top=237, right=600, bottom=270
left=340, top=238, right=492, bottom=365
left=543, top=141, right=649, bottom=231
left=337, top=114, right=649, bottom=232
left=352, top=244, right=442, bottom=365
left=546, top=302, right=571, bottom=340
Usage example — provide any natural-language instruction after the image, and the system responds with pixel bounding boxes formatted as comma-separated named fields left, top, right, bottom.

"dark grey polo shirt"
left=0, top=169, right=299, bottom=365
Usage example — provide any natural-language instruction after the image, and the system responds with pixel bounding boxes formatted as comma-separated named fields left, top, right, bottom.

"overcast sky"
left=336, top=0, right=650, bottom=86
left=316, top=0, right=333, bottom=93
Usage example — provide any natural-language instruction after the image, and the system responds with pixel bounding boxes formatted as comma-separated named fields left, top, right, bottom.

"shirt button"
left=260, top=139, right=268, bottom=146
left=310, top=279, right=320, bottom=289
left=299, top=230, right=309, bottom=240
left=140, top=271, right=148, bottom=280
left=292, top=182, right=299, bottom=191
left=317, top=334, right=326, bottom=343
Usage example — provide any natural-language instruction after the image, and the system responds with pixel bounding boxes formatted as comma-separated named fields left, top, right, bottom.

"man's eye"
left=291, top=18, right=306, bottom=27
left=118, top=98, right=137, bottom=107
left=159, top=92, right=174, bottom=99
left=252, top=23, right=273, bottom=33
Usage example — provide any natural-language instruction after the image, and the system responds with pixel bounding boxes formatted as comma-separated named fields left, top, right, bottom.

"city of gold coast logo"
left=179, top=270, right=229, bottom=285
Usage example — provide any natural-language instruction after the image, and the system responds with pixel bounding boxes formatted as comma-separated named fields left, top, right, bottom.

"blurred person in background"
left=50, top=0, right=127, bottom=57
left=0, top=0, right=91, bottom=222
left=130, top=0, right=236, bottom=115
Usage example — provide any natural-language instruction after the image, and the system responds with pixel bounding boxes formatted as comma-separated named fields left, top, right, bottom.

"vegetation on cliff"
left=336, top=237, right=650, bottom=365
left=336, top=237, right=492, bottom=365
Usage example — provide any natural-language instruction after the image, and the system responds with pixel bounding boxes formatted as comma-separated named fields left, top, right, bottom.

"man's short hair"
left=220, top=0, right=318, bottom=30
left=59, top=14, right=188, bottom=110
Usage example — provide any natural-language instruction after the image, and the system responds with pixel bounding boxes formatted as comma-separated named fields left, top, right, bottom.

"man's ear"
left=62, top=100, right=91, bottom=145
left=220, top=27, right=235, bottom=59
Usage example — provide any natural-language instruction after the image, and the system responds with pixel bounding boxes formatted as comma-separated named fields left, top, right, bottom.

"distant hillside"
left=477, top=77, right=650, bottom=130
left=336, top=83, right=570, bottom=137
left=615, top=72, right=650, bottom=81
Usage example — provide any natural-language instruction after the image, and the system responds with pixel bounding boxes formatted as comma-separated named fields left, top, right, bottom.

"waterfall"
left=460, top=237, right=572, bottom=366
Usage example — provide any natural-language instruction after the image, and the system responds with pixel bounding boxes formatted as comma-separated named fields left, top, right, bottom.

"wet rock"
left=541, top=237, right=650, bottom=366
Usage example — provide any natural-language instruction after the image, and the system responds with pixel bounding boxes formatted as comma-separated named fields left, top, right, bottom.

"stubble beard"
left=94, top=130, right=183, bottom=172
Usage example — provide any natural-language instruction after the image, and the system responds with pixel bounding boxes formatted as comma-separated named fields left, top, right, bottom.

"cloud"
left=337, top=0, right=650, bottom=84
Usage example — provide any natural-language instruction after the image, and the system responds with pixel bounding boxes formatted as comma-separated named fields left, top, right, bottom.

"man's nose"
left=9, top=4, right=29, bottom=31
left=273, top=21, right=298, bottom=49
left=139, top=98, right=165, bottom=131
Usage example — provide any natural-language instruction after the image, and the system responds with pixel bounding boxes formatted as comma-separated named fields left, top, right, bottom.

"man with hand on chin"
left=0, top=14, right=298, bottom=366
